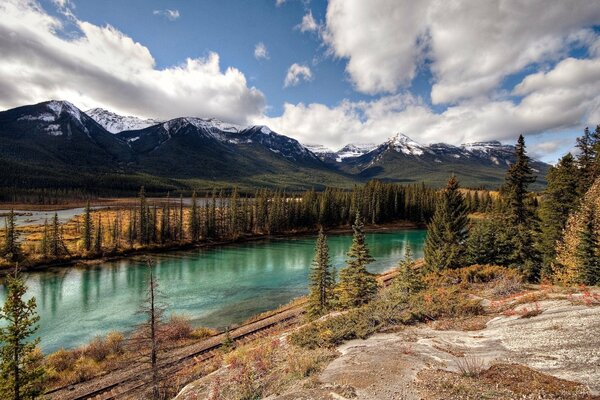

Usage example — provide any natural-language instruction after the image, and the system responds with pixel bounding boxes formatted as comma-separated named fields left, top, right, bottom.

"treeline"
left=1, top=180, right=498, bottom=265
left=0, top=187, right=93, bottom=205
left=425, top=126, right=600, bottom=285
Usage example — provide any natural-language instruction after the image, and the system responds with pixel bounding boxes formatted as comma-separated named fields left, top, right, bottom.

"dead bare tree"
left=135, top=258, right=167, bottom=400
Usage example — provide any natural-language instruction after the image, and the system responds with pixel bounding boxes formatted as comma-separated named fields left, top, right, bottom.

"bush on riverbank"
left=44, top=316, right=215, bottom=389
left=290, top=264, right=518, bottom=349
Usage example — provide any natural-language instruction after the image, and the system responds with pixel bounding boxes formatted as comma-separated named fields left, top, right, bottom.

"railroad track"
left=46, top=262, right=421, bottom=400
left=45, top=306, right=304, bottom=400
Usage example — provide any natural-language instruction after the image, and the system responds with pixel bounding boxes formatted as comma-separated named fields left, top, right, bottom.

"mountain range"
left=0, top=100, right=550, bottom=193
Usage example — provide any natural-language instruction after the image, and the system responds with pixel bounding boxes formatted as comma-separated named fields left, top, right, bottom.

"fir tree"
left=94, top=215, right=102, bottom=254
left=82, top=201, right=92, bottom=252
left=2, top=210, right=21, bottom=262
left=502, top=135, right=536, bottom=226
left=539, top=153, right=579, bottom=276
left=424, top=175, right=468, bottom=271
left=575, top=205, right=600, bottom=285
left=40, top=220, right=49, bottom=258
left=138, top=187, right=148, bottom=245
left=391, top=245, right=424, bottom=296
left=306, top=228, right=335, bottom=318
left=49, top=213, right=67, bottom=258
left=0, top=268, right=45, bottom=400
left=576, top=126, right=597, bottom=195
left=335, top=212, right=378, bottom=308
left=189, top=191, right=200, bottom=242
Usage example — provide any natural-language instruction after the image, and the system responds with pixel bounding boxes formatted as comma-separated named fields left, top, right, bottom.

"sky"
left=1, top=0, right=600, bottom=162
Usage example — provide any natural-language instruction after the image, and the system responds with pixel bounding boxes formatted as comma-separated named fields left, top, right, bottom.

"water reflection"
left=0, top=230, right=426, bottom=352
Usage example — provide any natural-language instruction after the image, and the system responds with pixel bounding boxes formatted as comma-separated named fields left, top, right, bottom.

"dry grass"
left=417, top=363, right=594, bottom=400
left=455, top=356, right=486, bottom=377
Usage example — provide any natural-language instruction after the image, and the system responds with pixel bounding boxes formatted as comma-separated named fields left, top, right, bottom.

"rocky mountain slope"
left=0, top=100, right=550, bottom=192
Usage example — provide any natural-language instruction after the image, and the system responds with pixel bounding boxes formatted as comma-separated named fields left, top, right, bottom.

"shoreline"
left=3, top=220, right=423, bottom=275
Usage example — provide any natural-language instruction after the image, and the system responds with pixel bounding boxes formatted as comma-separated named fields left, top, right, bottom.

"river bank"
left=1, top=220, right=422, bottom=275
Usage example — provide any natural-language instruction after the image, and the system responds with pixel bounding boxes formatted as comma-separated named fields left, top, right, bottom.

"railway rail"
left=45, top=263, right=417, bottom=399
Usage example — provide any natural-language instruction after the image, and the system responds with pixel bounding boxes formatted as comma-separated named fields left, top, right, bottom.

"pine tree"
left=49, top=213, right=68, bottom=258
left=502, top=135, right=536, bottom=226
left=82, top=201, right=93, bottom=252
left=576, top=126, right=597, bottom=195
left=2, top=210, right=21, bottom=262
left=424, top=175, right=468, bottom=271
left=335, top=212, right=378, bottom=308
left=138, top=187, right=148, bottom=245
left=0, top=268, right=45, bottom=400
left=575, top=205, right=600, bottom=285
left=539, top=153, right=579, bottom=276
left=306, top=228, right=335, bottom=318
left=391, top=245, right=424, bottom=296
left=94, top=215, right=102, bottom=254
left=189, top=191, right=200, bottom=242
left=40, top=219, right=49, bottom=258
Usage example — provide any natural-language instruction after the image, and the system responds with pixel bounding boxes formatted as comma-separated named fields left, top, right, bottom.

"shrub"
left=424, top=264, right=522, bottom=288
left=72, top=357, right=101, bottom=383
left=46, top=348, right=80, bottom=372
left=192, top=327, right=219, bottom=340
left=83, top=337, right=111, bottom=362
left=163, top=314, right=194, bottom=341
left=106, top=331, right=125, bottom=355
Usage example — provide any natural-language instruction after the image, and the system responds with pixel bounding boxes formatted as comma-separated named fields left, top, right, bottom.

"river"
left=0, top=229, right=426, bottom=353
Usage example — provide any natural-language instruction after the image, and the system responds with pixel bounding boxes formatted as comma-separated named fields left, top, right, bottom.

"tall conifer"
left=424, top=175, right=468, bottom=271
left=335, top=212, right=378, bottom=308
left=307, top=228, right=335, bottom=318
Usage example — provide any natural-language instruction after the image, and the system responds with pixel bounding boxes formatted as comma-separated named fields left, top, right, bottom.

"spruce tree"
left=424, top=175, right=468, bottom=271
left=307, top=228, right=335, bottom=318
left=335, top=212, right=378, bottom=309
left=82, top=201, right=92, bottom=252
left=576, top=126, right=597, bottom=195
left=138, top=187, right=148, bottom=245
left=502, top=135, right=536, bottom=226
left=575, top=205, right=600, bottom=285
left=0, top=268, right=45, bottom=400
left=40, top=220, right=49, bottom=258
left=189, top=191, right=200, bottom=242
left=49, top=213, right=67, bottom=258
left=539, top=153, right=579, bottom=276
left=94, top=215, right=102, bottom=254
left=2, top=210, right=21, bottom=262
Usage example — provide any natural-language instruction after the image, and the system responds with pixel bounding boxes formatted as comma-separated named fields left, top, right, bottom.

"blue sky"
left=3, top=0, right=600, bottom=162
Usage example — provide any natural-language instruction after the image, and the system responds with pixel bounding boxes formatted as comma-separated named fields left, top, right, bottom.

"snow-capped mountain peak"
left=387, top=133, right=425, bottom=156
left=85, top=108, right=162, bottom=134
left=335, top=143, right=378, bottom=162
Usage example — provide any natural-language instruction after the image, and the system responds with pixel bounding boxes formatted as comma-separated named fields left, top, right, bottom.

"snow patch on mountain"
left=335, top=143, right=378, bottom=161
left=86, top=108, right=162, bottom=133
left=388, top=133, right=425, bottom=156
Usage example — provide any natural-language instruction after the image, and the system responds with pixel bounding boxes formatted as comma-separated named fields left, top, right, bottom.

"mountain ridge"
left=0, top=100, right=550, bottom=192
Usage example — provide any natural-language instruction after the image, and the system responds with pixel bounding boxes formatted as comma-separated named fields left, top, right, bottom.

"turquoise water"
left=0, top=230, right=426, bottom=353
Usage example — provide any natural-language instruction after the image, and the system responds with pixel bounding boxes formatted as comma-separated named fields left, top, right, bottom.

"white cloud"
left=297, top=10, right=319, bottom=33
left=153, top=9, right=180, bottom=21
left=254, top=42, right=269, bottom=60
left=258, top=56, right=600, bottom=150
left=0, top=0, right=265, bottom=124
left=284, top=63, right=312, bottom=87
left=324, top=0, right=600, bottom=103
left=275, top=0, right=286, bottom=6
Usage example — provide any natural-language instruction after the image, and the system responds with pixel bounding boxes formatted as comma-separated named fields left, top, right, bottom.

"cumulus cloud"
left=284, top=63, right=312, bottom=87
left=324, top=0, right=600, bottom=103
left=0, top=0, right=265, bottom=123
left=254, top=42, right=269, bottom=60
left=257, top=56, right=600, bottom=150
left=153, top=9, right=180, bottom=21
left=297, top=11, right=319, bottom=33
